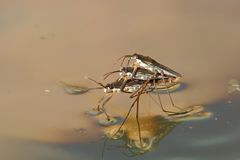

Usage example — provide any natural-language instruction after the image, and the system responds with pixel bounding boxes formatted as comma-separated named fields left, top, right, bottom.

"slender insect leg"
left=119, top=77, right=128, bottom=91
left=130, top=77, right=152, bottom=98
left=101, top=93, right=113, bottom=121
left=112, top=97, right=138, bottom=138
left=120, top=54, right=133, bottom=67
left=131, top=65, right=139, bottom=77
left=159, top=70, right=176, bottom=107
left=103, top=70, right=120, bottom=80
left=85, top=77, right=105, bottom=88
left=114, top=55, right=125, bottom=66
left=148, top=92, right=185, bottom=116
left=96, top=94, right=109, bottom=111
left=136, top=95, right=142, bottom=147
left=127, top=57, right=131, bottom=67
left=159, top=70, right=193, bottom=114
left=119, top=66, right=139, bottom=92
left=153, top=79, right=177, bottom=114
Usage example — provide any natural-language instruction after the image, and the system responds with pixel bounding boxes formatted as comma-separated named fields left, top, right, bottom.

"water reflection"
left=102, top=107, right=212, bottom=157
left=104, top=116, right=179, bottom=156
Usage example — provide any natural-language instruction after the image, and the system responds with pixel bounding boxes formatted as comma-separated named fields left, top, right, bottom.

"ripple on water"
left=85, top=108, right=103, bottom=116
left=98, top=117, right=121, bottom=126
left=73, top=128, right=87, bottom=134
left=166, top=105, right=213, bottom=122
left=60, top=81, right=90, bottom=95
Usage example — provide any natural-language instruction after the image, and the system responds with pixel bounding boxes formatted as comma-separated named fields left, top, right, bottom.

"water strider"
left=112, top=53, right=185, bottom=113
left=116, top=53, right=182, bottom=79
left=63, top=53, right=197, bottom=152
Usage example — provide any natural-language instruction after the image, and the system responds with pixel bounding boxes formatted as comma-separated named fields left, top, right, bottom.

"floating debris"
left=73, top=128, right=87, bottom=134
left=44, top=89, right=51, bottom=93
left=228, top=79, right=240, bottom=93
left=39, top=36, right=48, bottom=40
left=227, top=100, right=232, bottom=104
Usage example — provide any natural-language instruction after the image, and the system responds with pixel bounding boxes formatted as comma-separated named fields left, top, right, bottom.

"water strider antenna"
left=84, top=76, right=105, bottom=88
left=103, top=70, right=121, bottom=80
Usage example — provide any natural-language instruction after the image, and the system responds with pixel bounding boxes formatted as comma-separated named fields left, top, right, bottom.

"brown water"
left=1, top=0, right=240, bottom=159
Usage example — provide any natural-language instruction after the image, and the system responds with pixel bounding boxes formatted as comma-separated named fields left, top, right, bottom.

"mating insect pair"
left=86, top=53, right=186, bottom=120
left=84, top=54, right=192, bottom=147
left=62, top=53, right=192, bottom=151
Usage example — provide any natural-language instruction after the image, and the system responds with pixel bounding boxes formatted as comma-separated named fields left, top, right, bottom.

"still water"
left=1, top=0, right=240, bottom=160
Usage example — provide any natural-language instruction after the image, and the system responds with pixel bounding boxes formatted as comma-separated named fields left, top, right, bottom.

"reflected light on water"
left=102, top=106, right=212, bottom=156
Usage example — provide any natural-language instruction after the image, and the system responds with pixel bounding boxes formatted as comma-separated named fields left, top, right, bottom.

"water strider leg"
left=119, top=66, right=139, bottom=91
left=100, top=93, right=113, bottom=121
left=152, top=79, right=178, bottom=115
left=130, top=77, right=152, bottom=98
left=159, top=71, right=176, bottom=107
left=111, top=96, right=139, bottom=138
left=159, top=70, right=193, bottom=114
left=127, top=57, right=131, bottom=67
left=95, top=94, right=109, bottom=111
left=119, top=77, right=129, bottom=91
left=102, top=70, right=120, bottom=80
left=136, top=95, right=142, bottom=147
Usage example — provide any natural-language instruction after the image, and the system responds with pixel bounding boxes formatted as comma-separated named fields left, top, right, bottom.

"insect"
left=100, top=54, right=190, bottom=147
left=63, top=53, right=190, bottom=149
left=116, top=53, right=182, bottom=79
left=103, top=66, right=178, bottom=81
left=103, top=55, right=185, bottom=115
left=85, top=75, right=180, bottom=122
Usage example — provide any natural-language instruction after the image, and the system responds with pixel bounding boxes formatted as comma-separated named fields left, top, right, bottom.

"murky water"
left=1, top=0, right=240, bottom=160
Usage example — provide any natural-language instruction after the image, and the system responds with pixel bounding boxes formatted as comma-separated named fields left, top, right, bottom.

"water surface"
left=1, top=0, right=240, bottom=159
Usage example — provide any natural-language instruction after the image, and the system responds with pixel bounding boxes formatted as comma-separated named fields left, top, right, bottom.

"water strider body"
left=67, top=53, right=185, bottom=123
left=103, top=76, right=179, bottom=94
left=85, top=75, right=180, bottom=121
left=104, top=66, right=179, bottom=82
left=118, top=53, right=182, bottom=79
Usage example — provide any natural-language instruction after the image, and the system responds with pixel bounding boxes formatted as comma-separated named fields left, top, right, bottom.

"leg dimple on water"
left=98, top=117, right=121, bottom=126
left=85, top=108, right=103, bottom=116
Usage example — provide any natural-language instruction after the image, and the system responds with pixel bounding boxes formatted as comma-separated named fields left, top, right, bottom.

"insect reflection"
left=103, top=116, right=179, bottom=157
left=101, top=110, right=212, bottom=159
